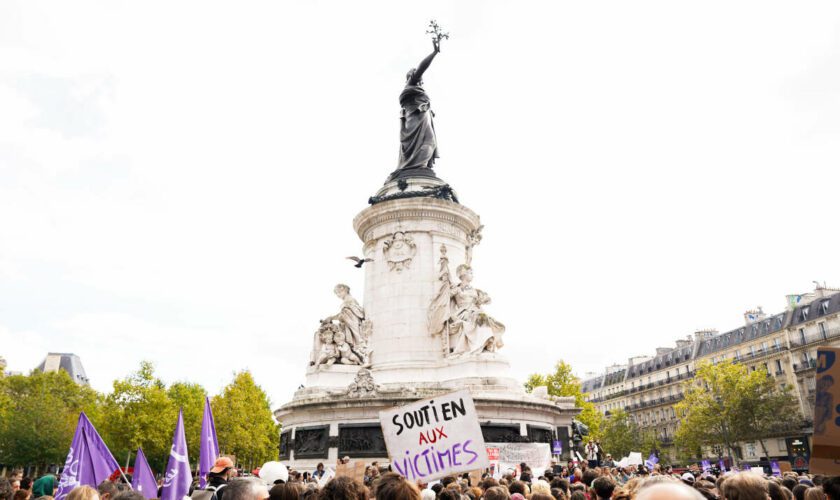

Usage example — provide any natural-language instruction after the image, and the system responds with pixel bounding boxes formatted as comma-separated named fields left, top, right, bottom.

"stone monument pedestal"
left=275, top=175, right=579, bottom=468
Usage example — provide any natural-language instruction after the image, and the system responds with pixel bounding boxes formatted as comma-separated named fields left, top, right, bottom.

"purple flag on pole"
left=55, top=412, right=121, bottom=500
left=132, top=448, right=158, bottom=499
left=719, top=459, right=726, bottom=472
left=701, top=460, right=711, bottom=472
left=644, top=453, right=659, bottom=469
left=198, top=397, right=220, bottom=488
left=161, top=409, right=192, bottom=500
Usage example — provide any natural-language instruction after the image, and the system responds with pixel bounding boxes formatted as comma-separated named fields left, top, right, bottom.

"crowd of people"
left=2, top=458, right=839, bottom=500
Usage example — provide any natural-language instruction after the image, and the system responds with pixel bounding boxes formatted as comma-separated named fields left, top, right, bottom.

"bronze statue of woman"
left=395, top=39, right=441, bottom=176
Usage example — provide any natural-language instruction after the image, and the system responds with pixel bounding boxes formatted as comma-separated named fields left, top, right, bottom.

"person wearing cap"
left=207, top=457, right=237, bottom=500
left=681, top=472, right=696, bottom=485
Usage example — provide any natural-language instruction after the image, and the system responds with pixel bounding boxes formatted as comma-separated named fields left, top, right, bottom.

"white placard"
left=379, top=389, right=489, bottom=481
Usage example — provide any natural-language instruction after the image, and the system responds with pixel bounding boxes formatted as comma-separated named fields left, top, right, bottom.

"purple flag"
left=770, top=460, right=781, bottom=477
left=55, top=412, right=121, bottom=500
left=132, top=448, right=158, bottom=499
left=161, top=409, right=192, bottom=500
left=644, top=453, right=659, bottom=469
left=701, top=460, right=711, bottom=472
left=719, top=459, right=726, bottom=472
left=198, top=397, right=220, bottom=488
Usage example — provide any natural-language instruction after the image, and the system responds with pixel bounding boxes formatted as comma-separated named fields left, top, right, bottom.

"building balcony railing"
left=733, top=344, right=786, bottom=364
left=793, top=358, right=817, bottom=373
left=789, top=326, right=840, bottom=348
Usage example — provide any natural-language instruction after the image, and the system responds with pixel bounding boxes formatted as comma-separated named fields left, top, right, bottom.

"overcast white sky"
left=2, top=1, right=840, bottom=408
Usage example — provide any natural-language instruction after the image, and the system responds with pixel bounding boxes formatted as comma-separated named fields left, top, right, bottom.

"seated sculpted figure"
left=449, top=264, right=505, bottom=355
left=312, top=323, right=339, bottom=366
left=334, top=330, right=364, bottom=365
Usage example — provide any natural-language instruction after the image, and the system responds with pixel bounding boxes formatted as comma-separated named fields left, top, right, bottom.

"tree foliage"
left=0, top=370, right=100, bottom=467
left=525, top=361, right=603, bottom=439
left=100, top=361, right=178, bottom=472
left=600, top=409, right=639, bottom=458
left=168, top=381, right=208, bottom=461
left=212, top=371, right=279, bottom=470
left=674, top=361, right=801, bottom=463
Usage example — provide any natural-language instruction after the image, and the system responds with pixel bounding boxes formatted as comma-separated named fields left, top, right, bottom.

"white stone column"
left=353, top=198, right=480, bottom=377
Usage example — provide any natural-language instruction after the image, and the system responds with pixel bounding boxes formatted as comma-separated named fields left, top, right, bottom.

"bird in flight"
left=346, top=256, right=373, bottom=268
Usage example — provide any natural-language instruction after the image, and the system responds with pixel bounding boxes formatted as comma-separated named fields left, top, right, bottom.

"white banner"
left=487, top=442, right=551, bottom=477
left=379, top=389, right=489, bottom=482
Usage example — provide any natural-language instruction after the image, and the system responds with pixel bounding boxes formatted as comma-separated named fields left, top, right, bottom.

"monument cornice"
left=353, top=197, right=481, bottom=243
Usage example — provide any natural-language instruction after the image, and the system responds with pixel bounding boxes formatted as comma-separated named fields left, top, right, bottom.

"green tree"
left=0, top=370, right=101, bottom=467
left=525, top=361, right=603, bottom=439
left=100, top=361, right=178, bottom=472
left=600, top=409, right=639, bottom=458
left=168, top=381, right=207, bottom=460
left=674, top=361, right=801, bottom=464
left=212, top=371, right=279, bottom=471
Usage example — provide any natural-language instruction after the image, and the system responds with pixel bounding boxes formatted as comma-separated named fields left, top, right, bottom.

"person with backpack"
left=194, top=457, right=236, bottom=500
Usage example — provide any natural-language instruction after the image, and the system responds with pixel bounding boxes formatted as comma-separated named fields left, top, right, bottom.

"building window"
left=761, top=341, right=768, bottom=353
left=819, top=322, right=827, bottom=339
left=801, top=306, right=809, bottom=322
left=799, top=328, right=806, bottom=344
left=775, top=359, right=782, bottom=373
left=750, top=345, right=756, bottom=356
left=735, top=350, right=741, bottom=360
left=774, top=338, right=782, bottom=350
left=820, top=300, right=830, bottom=315
left=776, top=317, right=783, bottom=328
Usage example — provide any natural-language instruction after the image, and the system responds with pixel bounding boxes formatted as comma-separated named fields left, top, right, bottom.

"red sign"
left=486, top=447, right=500, bottom=461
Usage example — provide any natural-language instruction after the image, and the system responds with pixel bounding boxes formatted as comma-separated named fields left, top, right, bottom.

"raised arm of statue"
left=408, top=41, right=440, bottom=86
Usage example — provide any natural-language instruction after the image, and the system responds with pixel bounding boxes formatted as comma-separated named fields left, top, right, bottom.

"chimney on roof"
left=675, top=338, right=692, bottom=349
left=655, top=347, right=674, bottom=356
left=694, top=329, right=717, bottom=342
left=744, top=307, right=766, bottom=325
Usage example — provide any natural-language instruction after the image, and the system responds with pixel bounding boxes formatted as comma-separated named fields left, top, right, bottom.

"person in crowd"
left=207, top=456, right=237, bottom=500
left=721, top=473, right=772, bottom=500
left=12, top=490, right=30, bottom=500
left=795, top=484, right=811, bottom=500
left=805, top=487, right=826, bottom=500
left=824, top=476, right=840, bottom=500
left=482, top=486, right=511, bottom=500
left=586, top=441, right=600, bottom=468
left=111, top=491, right=143, bottom=500
left=66, top=486, right=99, bottom=500
left=0, top=480, right=13, bottom=500
left=96, top=481, right=118, bottom=500
left=636, top=481, right=705, bottom=500
left=31, top=477, right=56, bottom=499
left=268, top=483, right=302, bottom=500
left=592, top=476, right=616, bottom=500
left=315, top=476, right=365, bottom=500
left=312, top=464, right=326, bottom=482
left=224, top=478, right=269, bottom=500
left=371, top=472, right=419, bottom=500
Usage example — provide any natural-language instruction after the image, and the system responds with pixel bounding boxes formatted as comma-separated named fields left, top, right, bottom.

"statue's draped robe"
left=449, top=285, right=505, bottom=355
left=338, top=297, right=365, bottom=346
left=398, top=85, right=438, bottom=170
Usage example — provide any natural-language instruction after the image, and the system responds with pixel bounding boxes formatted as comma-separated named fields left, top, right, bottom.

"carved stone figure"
left=311, top=322, right=339, bottom=366
left=328, top=284, right=366, bottom=346
left=347, top=369, right=379, bottom=398
left=335, top=330, right=364, bottom=365
left=429, top=246, right=505, bottom=356
left=383, top=231, right=417, bottom=272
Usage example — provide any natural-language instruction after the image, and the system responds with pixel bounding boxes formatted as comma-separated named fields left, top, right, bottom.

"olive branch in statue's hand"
left=426, top=20, right=449, bottom=52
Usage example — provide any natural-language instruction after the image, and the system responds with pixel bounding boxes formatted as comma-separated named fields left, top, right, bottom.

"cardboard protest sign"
left=811, top=347, right=840, bottom=475
left=486, top=442, right=551, bottom=478
left=379, top=389, right=489, bottom=481
left=778, top=461, right=792, bottom=474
